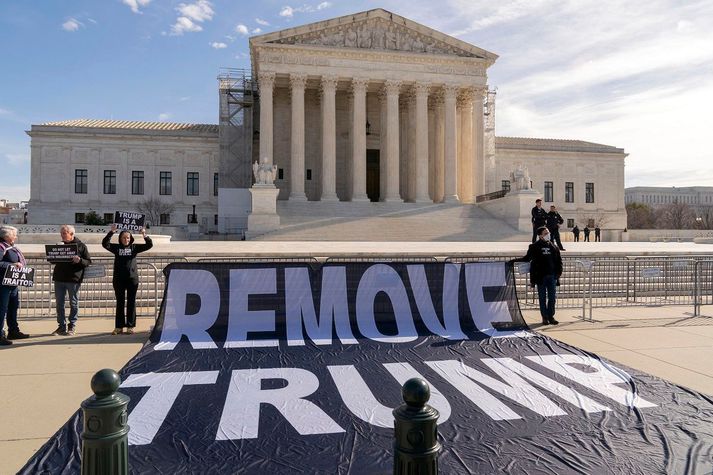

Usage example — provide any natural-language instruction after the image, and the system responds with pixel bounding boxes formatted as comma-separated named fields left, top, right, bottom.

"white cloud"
left=171, top=0, right=214, bottom=35
left=62, top=18, right=82, bottom=32
left=279, top=6, right=294, bottom=18
left=0, top=107, right=11, bottom=115
left=235, top=24, right=249, bottom=35
left=158, top=113, right=171, bottom=121
left=316, top=2, right=331, bottom=10
left=179, top=96, right=191, bottom=101
left=122, top=0, right=151, bottom=14
left=279, top=2, right=332, bottom=18
left=252, top=27, right=262, bottom=34
left=255, top=18, right=270, bottom=26
left=210, top=41, right=227, bottom=49
left=5, top=153, right=29, bottom=165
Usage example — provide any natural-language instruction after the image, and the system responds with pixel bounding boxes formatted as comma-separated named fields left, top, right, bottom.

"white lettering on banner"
left=425, top=360, right=567, bottom=420
left=355, top=264, right=418, bottom=343
left=156, top=270, right=221, bottom=351
left=216, top=368, right=345, bottom=440
left=527, top=354, right=657, bottom=409
left=118, top=248, right=132, bottom=256
left=407, top=264, right=466, bottom=340
left=123, top=357, right=658, bottom=444
left=121, top=371, right=219, bottom=445
left=327, top=363, right=452, bottom=428
left=285, top=266, right=357, bottom=346
left=225, top=268, right=279, bottom=348
left=464, top=262, right=527, bottom=338
left=481, top=358, right=610, bottom=413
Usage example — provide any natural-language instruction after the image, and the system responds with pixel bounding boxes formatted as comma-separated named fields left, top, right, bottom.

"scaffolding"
left=218, top=68, right=256, bottom=189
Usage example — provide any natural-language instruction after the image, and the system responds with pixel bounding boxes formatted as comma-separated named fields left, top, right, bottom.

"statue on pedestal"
left=252, top=157, right=278, bottom=186
left=510, top=165, right=531, bottom=191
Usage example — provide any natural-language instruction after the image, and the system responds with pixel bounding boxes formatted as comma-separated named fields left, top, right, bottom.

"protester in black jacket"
left=52, top=225, right=91, bottom=336
left=546, top=205, right=565, bottom=251
left=102, top=225, right=153, bottom=334
left=512, top=226, right=562, bottom=325
left=531, top=199, right=547, bottom=243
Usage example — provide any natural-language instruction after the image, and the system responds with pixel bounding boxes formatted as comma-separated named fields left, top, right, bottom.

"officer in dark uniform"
left=546, top=205, right=565, bottom=251
left=512, top=226, right=562, bottom=325
left=531, top=199, right=547, bottom=243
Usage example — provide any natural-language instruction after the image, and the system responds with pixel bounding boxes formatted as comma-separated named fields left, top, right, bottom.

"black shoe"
left=0, top=337, right=12, bottom=346
left=51, top=326, right=67, bottom=336
left=559, top=248, right=566, bottom=251
left=549, top=318, right=559, bottom=325
left=541, top=319, right=550, bottom=325
left=7, top=330, right=30, bottom=340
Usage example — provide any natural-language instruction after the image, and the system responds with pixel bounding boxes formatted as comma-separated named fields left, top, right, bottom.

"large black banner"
left=21, top=262, right=713, bottom=474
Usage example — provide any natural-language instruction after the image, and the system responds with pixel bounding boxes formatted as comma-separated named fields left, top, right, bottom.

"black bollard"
left=393, top=378, right=441, bottom=475
left=80, top=369, right=130, bottom=475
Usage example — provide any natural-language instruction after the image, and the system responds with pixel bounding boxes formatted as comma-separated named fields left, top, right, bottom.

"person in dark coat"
left=512, top=226, right=562, bottom=325
left=0, top=226, right=31, bottom=345
left=583, top=226, right=591, bottom=242
left=572, top=225, right=580, bottom=242
left=102, top=225, right=153, bottom=334
left=531, top=199, right=547, bottom=243
left=52, top=225, right=92, bottom=336
left=546, top=205, right=565, bottom=251
left=595, top=226, right=601, bottom=242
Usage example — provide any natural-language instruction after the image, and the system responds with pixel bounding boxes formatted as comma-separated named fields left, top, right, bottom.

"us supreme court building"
left=27, top=9, right=627, bottom=238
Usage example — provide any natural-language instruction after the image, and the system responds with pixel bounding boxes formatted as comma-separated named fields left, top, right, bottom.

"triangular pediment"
left=250, top=8, right=498, bottom=61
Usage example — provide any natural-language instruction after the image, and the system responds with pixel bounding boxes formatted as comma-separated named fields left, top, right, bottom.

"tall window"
left=567, top=218, right=574, bottom=228
left=213, top=173, right=219, bottom=196
left=74, top=169, right=88, bottom=194
left=565, top=182, right=574, bottom=203
left=103, top=170, right=116, bottom=194
left=501, top=180, right=511, bottom=192
left=187, top=172, right=199, bottom=196
left=544, top=181, right=553, bottom=202
left=75, top=213, right=85, bottom=224
left=160, top=213, right=170, bottom=225
left=585, top=182, right=595, bottom=203
left=160, top=172, right=172, bottom=195
left=103, top=213, right=114, bottom=224
left=132, top=171, right=144, bottom=195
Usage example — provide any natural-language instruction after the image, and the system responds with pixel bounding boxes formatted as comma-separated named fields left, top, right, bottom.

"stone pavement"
left=2, top=306, right=713, bottom=473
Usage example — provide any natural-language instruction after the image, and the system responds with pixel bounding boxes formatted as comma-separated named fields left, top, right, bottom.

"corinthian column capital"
left=289, top=73, right=308, bottom=90
left=257, top=71, right=275, bottom=91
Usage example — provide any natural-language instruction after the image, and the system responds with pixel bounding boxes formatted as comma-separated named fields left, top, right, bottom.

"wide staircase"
left=252, top=201, right=530, bottom=241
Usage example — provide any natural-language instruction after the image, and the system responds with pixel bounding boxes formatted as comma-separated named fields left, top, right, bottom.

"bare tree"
left=137, top=197, right=175, bottom=227
left=696, top=206, right=713, bottom=230
left=654, top=202, right=697, bottom=229
left=626, top=202, right=655, bottom=229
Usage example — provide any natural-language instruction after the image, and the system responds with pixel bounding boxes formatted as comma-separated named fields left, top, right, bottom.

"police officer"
left=531, top=199, right=547, bottom=243
left=546, top=205, right=565, bottom=251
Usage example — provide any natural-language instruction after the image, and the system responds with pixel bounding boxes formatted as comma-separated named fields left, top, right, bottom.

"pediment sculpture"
left=269, top=18, right=476, bottom=57
left=253, top=157, right=278, bottom=186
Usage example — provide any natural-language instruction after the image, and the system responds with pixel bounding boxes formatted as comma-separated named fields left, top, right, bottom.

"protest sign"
left=2, top=266, right=34, bottom=287
left=114, top=211, right=145, bottom=232
left=45, top=244, right=78, bottom=263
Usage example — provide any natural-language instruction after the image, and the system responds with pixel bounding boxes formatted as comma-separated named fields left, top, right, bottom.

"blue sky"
left=1, top=0, right=712, bottom=202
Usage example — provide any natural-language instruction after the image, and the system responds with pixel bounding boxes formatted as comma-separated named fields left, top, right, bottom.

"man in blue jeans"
left=512, top=226, right=563, bottom=325
left=52, top=225, right=91, bottom=336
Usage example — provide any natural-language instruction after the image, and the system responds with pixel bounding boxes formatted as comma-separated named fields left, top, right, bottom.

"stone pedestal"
left=478, top=189, right=540, bottom=232
left=246, top=185, right=280, bottom=239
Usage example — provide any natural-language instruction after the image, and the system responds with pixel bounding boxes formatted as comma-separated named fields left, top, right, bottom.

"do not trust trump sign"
left=21, top=262, right=713, bottom=474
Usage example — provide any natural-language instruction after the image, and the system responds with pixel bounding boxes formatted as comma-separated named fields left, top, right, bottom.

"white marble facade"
left=26, top=8, right=628, bottom=233
left=27, top=121, right=219, bottom=229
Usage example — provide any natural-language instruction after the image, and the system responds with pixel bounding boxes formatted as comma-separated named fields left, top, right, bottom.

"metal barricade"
left=694, top=259, right=713, bottom=316
left=575, top=259, right=594, bottom=321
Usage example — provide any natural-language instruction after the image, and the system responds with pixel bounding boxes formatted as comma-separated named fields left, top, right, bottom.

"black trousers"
left=113, top=280, right=139, bottom=328
left=548, top=227, right=565, bottom=250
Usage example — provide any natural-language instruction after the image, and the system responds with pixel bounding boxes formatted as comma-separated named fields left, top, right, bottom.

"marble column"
left=384, top=80, right=402, bottom=202
left=432, top=91, right=445, bottom=203
left=257, top=72, right=275, bottom=164
left=289, top=73, right=308, bottom=201
left=459, top=89, right=474, bottom=203
left=443, top=85, right=459, bottom=203
left=350, top=77, right=369, bottom=201
left=406, top=91, right=416, bottom=201
left=414, top=82, right=431, bottom=202
left=472, top=87, right=486, bottom=198
left=320, top=75, right=338, bottom=201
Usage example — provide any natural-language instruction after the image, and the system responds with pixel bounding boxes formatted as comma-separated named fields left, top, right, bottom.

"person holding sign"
left=52, top=225, right=92, bottom=336
left=102, top=224, right=153, bottom=334
left=0, top=226, right=31, bottom=345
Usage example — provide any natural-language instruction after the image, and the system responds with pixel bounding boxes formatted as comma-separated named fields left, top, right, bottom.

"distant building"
left=625, top=186, right=713, bottom=215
